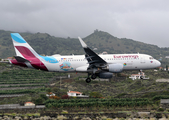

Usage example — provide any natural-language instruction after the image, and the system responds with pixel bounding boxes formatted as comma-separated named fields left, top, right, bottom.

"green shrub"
left=158, top=107, right=164, bottom=111
left=152, top=95, right=169, bottom=101
left=2, top=71, right=8, bottom=74
left=61, top=110, right=68, bottom=114
left=90, top=91, right=103, bottom=98
left=116, top=93, right=127, bottom=98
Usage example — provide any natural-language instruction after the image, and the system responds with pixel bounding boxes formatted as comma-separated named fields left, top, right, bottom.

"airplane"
left=9, top=33, right=161, bottom=83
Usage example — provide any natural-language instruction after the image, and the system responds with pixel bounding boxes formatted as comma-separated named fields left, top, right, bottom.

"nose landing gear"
left=139, top=70, right=144, bottom=79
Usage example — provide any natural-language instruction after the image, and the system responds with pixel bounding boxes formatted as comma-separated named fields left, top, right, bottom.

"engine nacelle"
left=76, top=66, right=88, bottom=72
left=98, top=72, right=113, bottom=79
left=108, top=63, right=123, bottom=73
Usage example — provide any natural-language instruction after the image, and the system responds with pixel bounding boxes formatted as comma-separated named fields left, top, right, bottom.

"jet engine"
left=107, top=63, right=123, bottom=73
left=98, top=72, right=113, bottom=79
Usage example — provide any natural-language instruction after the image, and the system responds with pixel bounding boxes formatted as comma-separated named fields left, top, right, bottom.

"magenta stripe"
left=15, top=46, right=36, bottom=58
left=10, top=59, right=27, bottom=67
left=15, top=46, right=48, bottom=71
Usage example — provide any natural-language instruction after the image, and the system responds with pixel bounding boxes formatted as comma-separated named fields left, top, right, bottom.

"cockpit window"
left=149, top=57, right=154, bottom=59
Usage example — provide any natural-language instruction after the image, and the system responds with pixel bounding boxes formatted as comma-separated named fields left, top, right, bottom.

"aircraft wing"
left=78, top=37, right=107, bottom=68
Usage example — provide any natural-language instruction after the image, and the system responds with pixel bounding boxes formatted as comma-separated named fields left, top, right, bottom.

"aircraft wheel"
left=140, top=76, right=143, bottom=79
left=86, top=78, right=91, bottom=83
left=91, top=74, right=97, bottom=79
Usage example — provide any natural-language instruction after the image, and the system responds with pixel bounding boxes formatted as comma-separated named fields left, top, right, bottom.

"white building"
left=163, top=67, right=169, bottom=71
left=67, top=90, right=82, bottom=97
left=46, top=92, right=55, bottom=97
left=129, top=72, right=149, bottom=80
left=67, top=90, right=89, bottom=97
left=102, top=51, right=108, bottom=55
left=93, top=48, right=98, bottom=50
left=24, top=102, right=35, bottom=106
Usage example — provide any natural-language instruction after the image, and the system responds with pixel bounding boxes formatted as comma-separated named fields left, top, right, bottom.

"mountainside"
left=0, top=29, right=169, bottom=66
left=84, top=30, right=162, bottom=57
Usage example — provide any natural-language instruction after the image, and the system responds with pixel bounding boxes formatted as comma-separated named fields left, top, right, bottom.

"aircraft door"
left=132, top=56, right=145, bottom=69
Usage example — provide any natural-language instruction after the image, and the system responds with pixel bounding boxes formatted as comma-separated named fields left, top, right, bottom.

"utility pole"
left=60, top=77, right=62, bottom=89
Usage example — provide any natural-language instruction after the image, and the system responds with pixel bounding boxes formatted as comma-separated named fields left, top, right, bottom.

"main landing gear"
left=86, top=78, right=91, bottom=83
left=91, top=74, right=97, bottom=79
left=86, top=73, right=97, bottom=83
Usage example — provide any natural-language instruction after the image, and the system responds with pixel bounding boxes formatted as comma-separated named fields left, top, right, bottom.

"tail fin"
left=11, top=33, right=39, bottom=59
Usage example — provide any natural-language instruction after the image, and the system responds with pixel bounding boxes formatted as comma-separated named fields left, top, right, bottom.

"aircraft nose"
left=156, top=60, right=161, bottom=67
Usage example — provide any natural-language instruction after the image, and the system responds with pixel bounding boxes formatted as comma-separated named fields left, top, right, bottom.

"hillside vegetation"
left=0, top=62, right=169, bottom=99
left=0, top=63, right=66, bottom=96
left=0, top=63, right=169, bottom=116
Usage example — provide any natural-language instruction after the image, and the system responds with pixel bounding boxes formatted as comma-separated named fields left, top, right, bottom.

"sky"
left=0, top=0, right=169, bottom=47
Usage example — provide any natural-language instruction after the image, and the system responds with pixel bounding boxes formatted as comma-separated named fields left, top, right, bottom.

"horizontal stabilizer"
left=14, top=56, right=30, bottom=63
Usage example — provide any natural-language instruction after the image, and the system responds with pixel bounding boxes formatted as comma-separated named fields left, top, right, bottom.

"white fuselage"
left=39, top=53, right=161, bottom=72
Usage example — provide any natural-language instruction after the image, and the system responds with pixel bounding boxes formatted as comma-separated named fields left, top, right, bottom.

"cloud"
left=0, top=0, right=169, bottom=47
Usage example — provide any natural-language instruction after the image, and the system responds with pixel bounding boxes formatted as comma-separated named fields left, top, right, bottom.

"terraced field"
left=0, top=63, right=67, bottom=95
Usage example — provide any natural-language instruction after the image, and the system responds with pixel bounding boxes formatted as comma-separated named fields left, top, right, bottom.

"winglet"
left=78, top=37, right=87, bottom=48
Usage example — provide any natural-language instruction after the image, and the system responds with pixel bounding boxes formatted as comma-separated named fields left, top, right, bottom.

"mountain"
left=84, top=30, right=162, bottom=56
left=0, top=29, right=168, bottom=66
